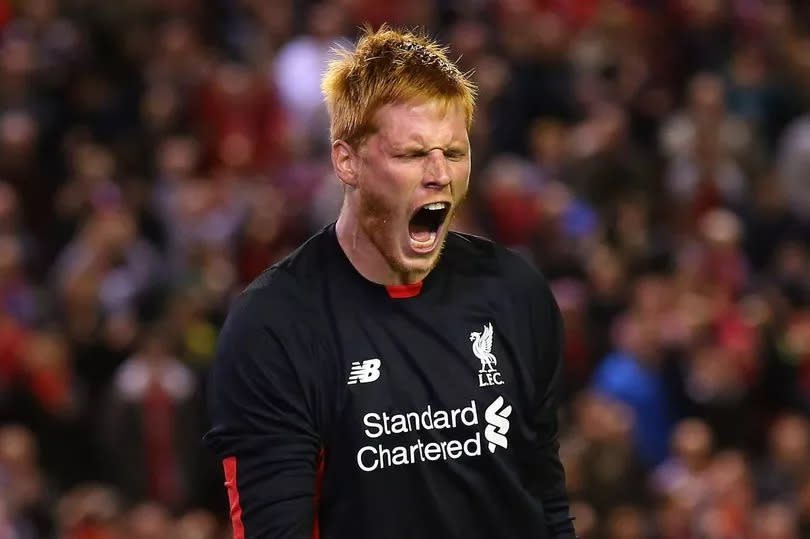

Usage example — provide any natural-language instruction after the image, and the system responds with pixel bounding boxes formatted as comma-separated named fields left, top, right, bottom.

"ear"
left=331, top=140, right=360, bottom=188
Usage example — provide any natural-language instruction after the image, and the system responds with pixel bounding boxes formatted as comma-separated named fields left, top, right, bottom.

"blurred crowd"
left=0, top=0, right=810, bottom=537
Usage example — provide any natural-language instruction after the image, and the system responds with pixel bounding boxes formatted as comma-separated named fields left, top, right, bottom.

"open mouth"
left=408, top=202, right=450, bottom=250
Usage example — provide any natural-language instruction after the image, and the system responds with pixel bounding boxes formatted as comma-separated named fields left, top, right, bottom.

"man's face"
left=350, top=98, right=471, bottom=279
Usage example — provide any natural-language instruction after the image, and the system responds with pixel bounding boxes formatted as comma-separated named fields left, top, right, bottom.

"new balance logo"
left=347, top=359, right=382, bottom=385
left=484, top=396, right=512, bottom=453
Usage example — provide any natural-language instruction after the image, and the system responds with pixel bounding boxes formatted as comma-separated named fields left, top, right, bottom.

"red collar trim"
left=385, top=281, right=423, bottom=298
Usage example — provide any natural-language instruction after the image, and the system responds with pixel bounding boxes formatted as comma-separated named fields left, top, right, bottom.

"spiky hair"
left=321, top=25, right=477, bottom=145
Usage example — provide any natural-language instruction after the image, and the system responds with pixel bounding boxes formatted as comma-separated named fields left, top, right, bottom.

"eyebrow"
left=390, top=139, right=467, bottom=151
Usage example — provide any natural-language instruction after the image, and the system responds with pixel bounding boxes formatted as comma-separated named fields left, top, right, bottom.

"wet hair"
left=321, top=24, right=476, bottom=146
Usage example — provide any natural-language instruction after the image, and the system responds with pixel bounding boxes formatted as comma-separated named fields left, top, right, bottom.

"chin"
left=397, top=255, right=436, bottom=277
left=393, top=238, right=446, bottom=280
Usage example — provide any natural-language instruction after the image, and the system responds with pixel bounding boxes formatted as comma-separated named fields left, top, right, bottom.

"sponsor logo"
left=470, top=323, right=504, bottom=387
left=484, top=396, right=512, bottom=452
left=348, top=359, right=382, bottom=385
left=356, top=397, right=511, bottom=471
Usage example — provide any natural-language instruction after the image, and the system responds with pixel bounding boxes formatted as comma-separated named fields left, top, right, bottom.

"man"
left=204, top=26, right=576, bottom=539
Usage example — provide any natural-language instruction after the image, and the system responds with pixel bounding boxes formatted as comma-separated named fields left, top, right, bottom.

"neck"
left=335, top=206, right=424, bottom=286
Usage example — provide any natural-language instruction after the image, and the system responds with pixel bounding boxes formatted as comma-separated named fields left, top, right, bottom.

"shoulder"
left=445, top=231, right=550, bottom=296
left=245, top=227, right=334, bottom=296
left=444, top=230, right=499, bottom=261
left=212, top=257, right=329, bottom=396
left=223, top=228, right=335, bottom=344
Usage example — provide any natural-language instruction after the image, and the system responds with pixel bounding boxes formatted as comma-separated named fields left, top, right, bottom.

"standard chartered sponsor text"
left=357, top=400, right=484, bottom=472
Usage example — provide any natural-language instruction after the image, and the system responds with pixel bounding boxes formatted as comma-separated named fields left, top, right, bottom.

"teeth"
left=423, top=202, right=448, bottom=211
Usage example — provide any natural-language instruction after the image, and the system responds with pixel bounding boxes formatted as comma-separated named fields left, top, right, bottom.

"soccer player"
left=204, top=26, right=577, bottom=539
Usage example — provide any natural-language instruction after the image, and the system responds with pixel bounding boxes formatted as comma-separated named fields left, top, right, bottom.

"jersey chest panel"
left=326, top=295, right=537, bottom=480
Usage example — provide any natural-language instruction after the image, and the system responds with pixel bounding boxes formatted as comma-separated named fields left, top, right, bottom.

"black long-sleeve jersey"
left=204, top=224, right=576, bottom=539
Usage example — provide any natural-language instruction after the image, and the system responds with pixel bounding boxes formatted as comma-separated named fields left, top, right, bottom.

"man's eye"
left=445, top=151, right=466, bottom=160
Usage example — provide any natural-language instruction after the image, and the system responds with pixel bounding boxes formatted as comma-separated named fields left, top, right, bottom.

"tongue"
left=409, top=224, right=432, bottom=243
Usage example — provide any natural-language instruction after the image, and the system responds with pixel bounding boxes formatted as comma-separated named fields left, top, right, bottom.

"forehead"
left=369, top=98, right=468, bottom=148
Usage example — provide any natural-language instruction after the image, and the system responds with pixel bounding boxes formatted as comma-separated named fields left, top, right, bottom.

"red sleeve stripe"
left=223, top=456, right=245, bottom=539
left=313, top=448, right=326, bottom=539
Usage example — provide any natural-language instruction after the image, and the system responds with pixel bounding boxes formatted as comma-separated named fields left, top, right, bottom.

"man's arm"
left=535, top=287, right=576, bottom=537
left=204, top=293, right=323, bottom=539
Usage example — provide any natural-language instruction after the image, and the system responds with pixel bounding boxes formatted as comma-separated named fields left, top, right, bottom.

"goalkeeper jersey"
left=204, top=224, right=576, bottom=539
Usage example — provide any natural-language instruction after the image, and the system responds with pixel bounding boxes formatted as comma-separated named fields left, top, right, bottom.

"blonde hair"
left=321, top=25, right=477, bottom=146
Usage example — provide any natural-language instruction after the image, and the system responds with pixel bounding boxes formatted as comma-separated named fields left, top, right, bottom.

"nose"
left=422, top=149, right=451, bottom=189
